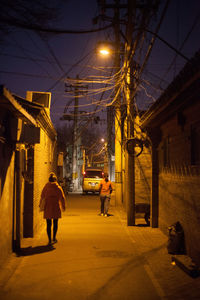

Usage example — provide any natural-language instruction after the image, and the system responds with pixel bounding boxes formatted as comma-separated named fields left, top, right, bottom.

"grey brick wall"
left=158, top=102, right=200, bottom=266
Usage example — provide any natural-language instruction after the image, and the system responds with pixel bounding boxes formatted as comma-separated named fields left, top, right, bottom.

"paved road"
left=0, top=193, right=163, bottom=300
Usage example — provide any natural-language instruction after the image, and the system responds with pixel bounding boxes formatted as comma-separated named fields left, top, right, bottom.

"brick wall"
left=135, top=146, right=152, bottom=205
left=159, top=171, right=200, bottom=264
left=0, top=117, right=27, bottom=263
left=158, top=102, right=200, bottom=266
left=0, top=152, right=15, bottom=265
left=33, top=128, right=57, bottom=235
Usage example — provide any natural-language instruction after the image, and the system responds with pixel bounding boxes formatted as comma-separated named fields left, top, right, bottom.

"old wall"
left=158, top=102, right=200, bottom=265
left=121, top=115, right=152, bottom=210
left=0, top=152, right=15, bottom=265
left=135, top=146, right=152, bottom=205
left=159, top=172, right=200, bottom=263
left=0, top=111, right=27, bottom=263
left=33, top=128, right=57, bottom=235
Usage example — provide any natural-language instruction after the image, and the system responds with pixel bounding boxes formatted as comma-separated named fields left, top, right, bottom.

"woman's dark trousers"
left=46, top=219, right=58, bottom=243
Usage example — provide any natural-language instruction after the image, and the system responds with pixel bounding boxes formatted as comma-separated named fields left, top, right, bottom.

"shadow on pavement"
left=98, top=213, right=114, bottom=217
left=16, top=244, right=56, bottom=257
left=107, top=213, right=114, bottom=217
left=135, top=223, right=149, bottom=227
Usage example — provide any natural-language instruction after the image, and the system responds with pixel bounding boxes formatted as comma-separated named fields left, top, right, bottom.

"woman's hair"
left=49, top=172, right=57, bottom=182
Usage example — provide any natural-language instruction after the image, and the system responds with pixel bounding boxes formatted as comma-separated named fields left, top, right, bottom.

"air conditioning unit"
left=26, top=91, right=51, bottom=113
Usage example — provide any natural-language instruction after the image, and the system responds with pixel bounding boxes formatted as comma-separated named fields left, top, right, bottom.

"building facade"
left=141, top=50, right=200, bottom=265
left=0, top=86, right=57, bottom=266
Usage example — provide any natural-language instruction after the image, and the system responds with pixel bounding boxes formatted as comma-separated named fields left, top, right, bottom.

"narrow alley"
left=0, top=193, right=200, bottom=300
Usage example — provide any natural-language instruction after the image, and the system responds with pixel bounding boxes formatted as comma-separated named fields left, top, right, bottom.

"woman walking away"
left=40, top=172, right=66, bottom=245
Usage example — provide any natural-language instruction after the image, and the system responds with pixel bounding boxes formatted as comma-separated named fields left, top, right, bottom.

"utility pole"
left=65, top=75, right=87, bottom=191
left=114, top=0, right=122, bottom=206
left=97, top=0, right=123, bottom=203
left=125, top=0, right=135, bottom=225
left=97, top=0, right=161, bottom=225
left=72, top=76, right=79, bottom=191
left=124, top=0, right=159, bottom=225
left=107, top=105, right=114, bottom=181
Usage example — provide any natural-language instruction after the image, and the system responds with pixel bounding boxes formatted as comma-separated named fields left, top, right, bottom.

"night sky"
left=0, top=0, right=200, bottom=132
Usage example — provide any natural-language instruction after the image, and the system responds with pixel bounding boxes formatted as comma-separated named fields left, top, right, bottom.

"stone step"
left=172, top=255, right=200, bottom=278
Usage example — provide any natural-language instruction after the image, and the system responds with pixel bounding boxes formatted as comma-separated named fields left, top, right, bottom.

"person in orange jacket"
left=40, top=172, right=66, bottom=244
left=99, top=172, right=113, bottom=217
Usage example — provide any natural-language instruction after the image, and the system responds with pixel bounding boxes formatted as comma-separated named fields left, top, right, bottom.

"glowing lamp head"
left=99, top=48, right=110, bottom=56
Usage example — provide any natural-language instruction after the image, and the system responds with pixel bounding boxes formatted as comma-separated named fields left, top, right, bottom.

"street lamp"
left=96, top=39, right=122, bottom=204
left=96, top=41, right=114, bottom=57
left=99, top=48, right=110, bottom=56
left=96, top=35, right=136, bottom=224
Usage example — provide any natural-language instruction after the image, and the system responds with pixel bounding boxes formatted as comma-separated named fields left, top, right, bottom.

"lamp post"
left=114, top=1, right=123, bottom=206
left=97, top=0, right=135, bottom=223
left=97, top=4, right=122, bottom=205
left=124, top=0, right=135, bottom=226
left=97, top=41, right=121, bottom=188
left=97, top=48, right=122, bottom=204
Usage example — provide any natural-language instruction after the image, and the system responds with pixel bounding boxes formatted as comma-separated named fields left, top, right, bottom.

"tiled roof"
left=12, top=94, right=56, bottom=139
left=0, top=85, right=36, bottom=125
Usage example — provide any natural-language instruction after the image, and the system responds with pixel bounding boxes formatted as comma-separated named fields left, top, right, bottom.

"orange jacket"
left=99, top=179, right=113, bottom=195
left=40, top=182, right=66, bottom=219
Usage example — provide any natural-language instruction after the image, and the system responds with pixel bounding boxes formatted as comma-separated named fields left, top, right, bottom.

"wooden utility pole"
left=65, top=75, right=87, bottom=191
left=72, top=76, right=79, bottom=191
left=114, top=0, right=122, bottom=206
left=97, top=0, right=123, bottom=202
left=107, top=105, right=114, bottom=181
left=125, top=0, right=135, bottom=225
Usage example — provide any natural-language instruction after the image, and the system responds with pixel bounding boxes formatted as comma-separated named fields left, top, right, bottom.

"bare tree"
left=56, top=124, right=73, bottom=153
left=0, top=0, right=63, bottom=43
left=56, top=123, right=102, bottom=154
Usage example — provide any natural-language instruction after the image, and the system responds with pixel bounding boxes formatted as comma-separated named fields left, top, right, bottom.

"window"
left=84, top=170, right=103, bottom=178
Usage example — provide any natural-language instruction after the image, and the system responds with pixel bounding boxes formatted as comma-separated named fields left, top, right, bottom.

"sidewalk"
left=0, top=195, right=200, bottom=300
left=115, top=206, right=200, bottom=299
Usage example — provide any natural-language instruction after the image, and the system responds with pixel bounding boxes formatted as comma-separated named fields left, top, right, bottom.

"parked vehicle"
left=82, top=168, right=104, bottom=194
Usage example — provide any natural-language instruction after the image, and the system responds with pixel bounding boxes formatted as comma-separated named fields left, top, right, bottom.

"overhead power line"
left=0, top=70, right=56, bottom=79
left=0, top=18, right=113, bottom=34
